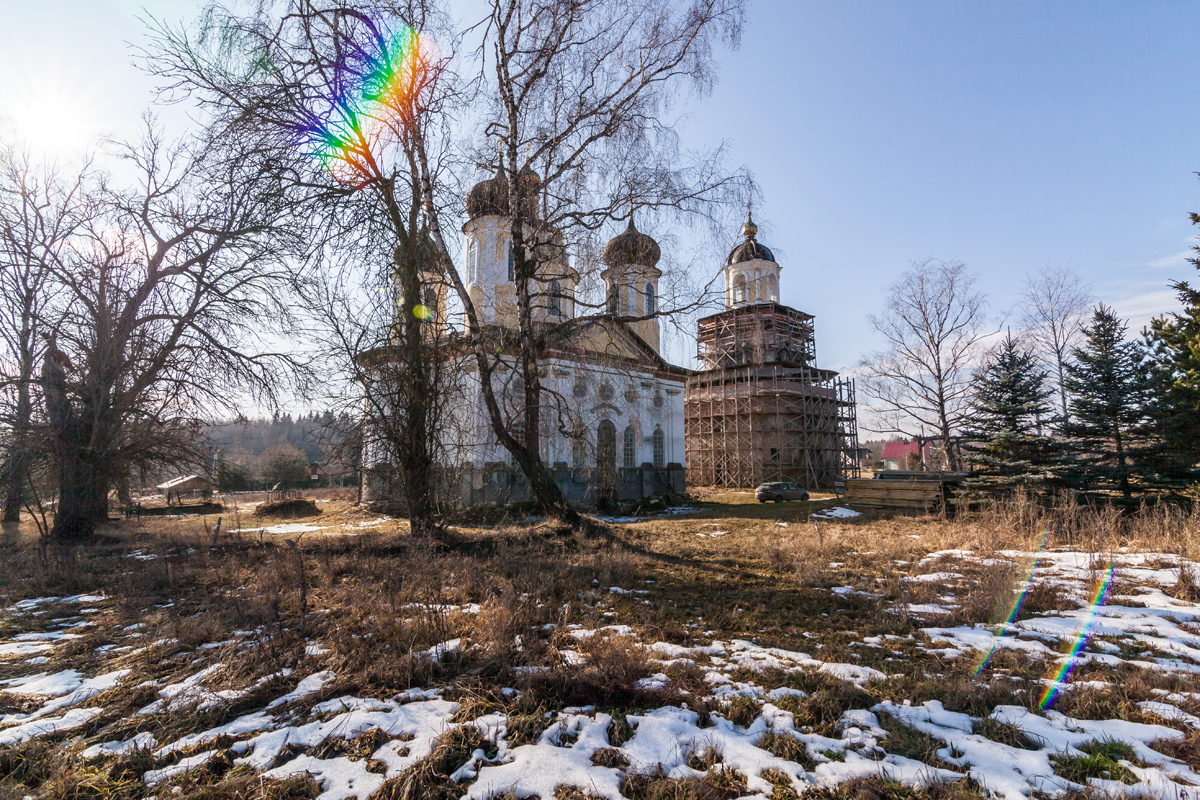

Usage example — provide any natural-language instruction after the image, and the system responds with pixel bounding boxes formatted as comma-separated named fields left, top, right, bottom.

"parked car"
left=755, top=482, right=810, bottom=503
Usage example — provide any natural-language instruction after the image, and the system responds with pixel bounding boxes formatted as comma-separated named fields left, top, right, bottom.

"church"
left=362, top=169, right=858, bottom=505
left=363, top=168, right=691, bottom=506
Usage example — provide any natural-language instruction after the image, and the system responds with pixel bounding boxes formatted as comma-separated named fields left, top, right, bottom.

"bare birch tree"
left=147, top=0, right=464, bottom=537
left=858, top=259, right=991, bottom=471
left=1019, top=264, right=1093, bottom=426
left=416, top=0, right=749, bottom=519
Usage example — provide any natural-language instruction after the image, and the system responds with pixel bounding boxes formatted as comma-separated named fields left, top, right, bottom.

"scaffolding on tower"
left=684, top=302, right=860, bottom=489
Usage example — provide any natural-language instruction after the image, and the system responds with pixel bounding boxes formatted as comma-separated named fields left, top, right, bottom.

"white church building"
left=363, top=168, right=691, bottom=506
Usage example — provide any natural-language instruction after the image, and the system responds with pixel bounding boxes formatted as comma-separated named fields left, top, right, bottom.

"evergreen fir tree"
left=963, top=333, right=1057, bottom=494
left=1144, top=212, right=1200, bottom=485
left=1061, top=305, right=1152, bottom=499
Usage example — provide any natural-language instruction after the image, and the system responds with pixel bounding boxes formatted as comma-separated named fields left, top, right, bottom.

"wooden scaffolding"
left=685, top=303, right=860, bottom=489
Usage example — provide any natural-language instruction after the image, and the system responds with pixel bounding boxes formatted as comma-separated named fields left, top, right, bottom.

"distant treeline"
left=205, top=412, right=343, bottom=463
left=199, top=412, right=356, bottom=491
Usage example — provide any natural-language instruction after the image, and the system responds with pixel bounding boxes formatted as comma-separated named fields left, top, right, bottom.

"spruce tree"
left=1061, top=305, right=1152, bottom=499
left=963, top=333, right=1057, bottom=494
left=1144, top=212, right=1200, bottom=485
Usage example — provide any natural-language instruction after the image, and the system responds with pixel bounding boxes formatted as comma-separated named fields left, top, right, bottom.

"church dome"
left=726, top=239, right=775, bottom=265
left=465, top=164, right=540, bottom=220
left=465, top=167, right=509, bottom=219
left=725, top=210, right=775, bottom=265
left=603, top=216, right=661, bottom=268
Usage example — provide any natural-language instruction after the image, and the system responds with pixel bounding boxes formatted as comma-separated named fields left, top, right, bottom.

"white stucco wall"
left=443, top=357, right=686, bottom=470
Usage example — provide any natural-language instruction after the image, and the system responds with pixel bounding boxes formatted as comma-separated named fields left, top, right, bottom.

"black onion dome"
left=603, top=216, right=661, bottom=268
left=726, top=239, right=775, bottom=266
left=465, top=167, right=509, bottom=219
left=725, top=209, right=775, bottom=265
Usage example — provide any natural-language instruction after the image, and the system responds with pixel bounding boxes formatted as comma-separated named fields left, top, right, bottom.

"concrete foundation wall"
left=362, top=462, right=686, bottom=507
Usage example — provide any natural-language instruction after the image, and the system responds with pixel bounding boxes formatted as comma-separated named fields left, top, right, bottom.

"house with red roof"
left=880, top=441, right=934, bottom=471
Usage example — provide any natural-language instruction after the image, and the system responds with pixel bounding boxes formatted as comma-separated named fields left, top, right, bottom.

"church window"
left=768, top=273, right=778, bottom=302
left=733, top=273, right=747, bottom=304
left=652, top=426, right=665, bottom=468
left=644, top=282, right=656, bottom=315
left=507, top=242, right=515, bottom=282
left=624, top=385, right=638, bottom=403
left=572, top=436, right=586, bottom=468
left=573, top=378, right=588, bottom=399
left=467, top=238, right=479, bottom=285
left=607, top=285, right=618, bottom=314
left=422, top=286, right=438, bottom=320
left=623, top=425, right=637, bottom=468
left=598, top=382, right=615, bottom=402
left=549, top=280, right=562, bottom=316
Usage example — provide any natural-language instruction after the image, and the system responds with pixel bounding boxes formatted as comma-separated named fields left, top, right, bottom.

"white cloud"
left=1146, top=250, right=1193, bottom=269
left=1109, top=288, right=1184, bottom=333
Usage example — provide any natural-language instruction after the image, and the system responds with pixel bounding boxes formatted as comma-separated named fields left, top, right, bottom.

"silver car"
left=755, top=482, right=810, bottom=503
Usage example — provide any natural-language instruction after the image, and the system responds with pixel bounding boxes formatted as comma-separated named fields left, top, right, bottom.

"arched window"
left=467, top=238, right=479, bottom=285
left=506, top=242, right=515, bottom=282
left=652, top=426, right=665, bottom=468
left=422, top=286, right=438, bottom=320
left=733, top=273, right=747, bottom=304
left=623, top=425, right=637, bottom=468
left=607, top=284, right=618, bottom=314
left=549, top=280, right=562, bottom=316
left=597, top=420, right=617, bottom=474
left=768, top=273, right=778, bottom=302
left=644, top=282, right=656, bottom=315
left=572, top=437, right=586, bottom=468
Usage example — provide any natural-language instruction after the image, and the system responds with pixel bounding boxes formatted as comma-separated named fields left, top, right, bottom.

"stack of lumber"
left=844, top=472, right=964, bottom=512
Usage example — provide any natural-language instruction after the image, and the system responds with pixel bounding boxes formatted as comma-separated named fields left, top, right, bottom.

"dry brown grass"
left=1, top=490, right=1197, bottom=799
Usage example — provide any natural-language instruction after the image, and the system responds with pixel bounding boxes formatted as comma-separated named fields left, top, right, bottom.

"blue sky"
left=2, top=0, right=1197, bottom=375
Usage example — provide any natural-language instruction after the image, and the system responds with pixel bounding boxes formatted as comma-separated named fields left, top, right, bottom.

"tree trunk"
left=1057, top=358, right=1070, bottom=427
left=48, top=416, right=98, bottom=539
left=1113, top=422, right=1131, bottom=500
left=2, top=380, right=30, bottom=523
left=397, top=262, right=438, bottom=538
left=4, top=322, right=36, bottom=523
left=42, top=350, right=97, bottom=539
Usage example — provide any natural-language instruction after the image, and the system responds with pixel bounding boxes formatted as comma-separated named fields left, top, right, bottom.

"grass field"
left=2, top=490, right=1200, bottom=800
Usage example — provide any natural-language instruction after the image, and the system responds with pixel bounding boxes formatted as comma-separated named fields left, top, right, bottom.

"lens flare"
left=973, top=527, right=1050, bottom=676
left=1039, top=564, right=1117, bottom=710
left=304, top=25, right=437, bottom=186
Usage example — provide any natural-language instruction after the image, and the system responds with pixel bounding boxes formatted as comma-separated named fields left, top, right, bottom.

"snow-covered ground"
left=5, top=542, right=1200, bottom=799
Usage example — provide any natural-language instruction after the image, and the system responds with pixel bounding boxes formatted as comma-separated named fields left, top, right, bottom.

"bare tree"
left=415, top=0, right=749, bottom=519
left=1020, top=264, right=1093, bottom=426
left=0, top=142, right=94, bottom=523
left=147, top=0, right=464, bottom=537
left=41, top=126, right=298, bottom=538
left=858, top=259, right=991, bottom=471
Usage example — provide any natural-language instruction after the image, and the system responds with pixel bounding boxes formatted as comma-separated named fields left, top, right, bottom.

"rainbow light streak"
left=973, top=527, right=1051, bottom=676
left=306, top=25, right=434, bottom=185
left=1038, top=564, right=1117, bottom=710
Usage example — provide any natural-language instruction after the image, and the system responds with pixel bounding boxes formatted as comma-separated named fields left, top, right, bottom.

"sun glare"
left=0, top=65, right=106, bottom=157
